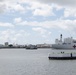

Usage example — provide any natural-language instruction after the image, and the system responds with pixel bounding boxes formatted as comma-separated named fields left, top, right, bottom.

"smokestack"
left=60, top=34, right=62, bottom=41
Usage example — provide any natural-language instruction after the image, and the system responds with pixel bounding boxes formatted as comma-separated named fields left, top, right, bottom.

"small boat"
left=26, top=45, right=37, bottom=49
left=48, top=52, right=76, bottom=60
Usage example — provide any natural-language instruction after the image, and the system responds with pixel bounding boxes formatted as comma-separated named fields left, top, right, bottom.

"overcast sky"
left=0, top=0, right=76, bottom=44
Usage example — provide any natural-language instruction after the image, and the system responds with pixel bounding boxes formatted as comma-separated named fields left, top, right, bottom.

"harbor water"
left=0, top=48, right=76, bottom=75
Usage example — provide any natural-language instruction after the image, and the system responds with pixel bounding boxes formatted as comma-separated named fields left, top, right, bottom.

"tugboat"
left=26, top=44, right=37, bottom=49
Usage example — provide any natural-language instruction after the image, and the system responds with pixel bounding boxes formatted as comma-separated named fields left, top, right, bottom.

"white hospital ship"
left=52, top=34, right=76, bottom=49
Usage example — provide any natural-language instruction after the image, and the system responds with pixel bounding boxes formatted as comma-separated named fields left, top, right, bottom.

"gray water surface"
left=0, top=48, right=76, bottom=75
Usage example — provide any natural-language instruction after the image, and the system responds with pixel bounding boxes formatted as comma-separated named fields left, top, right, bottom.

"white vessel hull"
left=48, top=51, right=76, bottom=59
left=52, top=44, right=76, bottom=49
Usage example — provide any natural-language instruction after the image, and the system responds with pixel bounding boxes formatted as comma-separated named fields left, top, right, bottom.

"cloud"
left=21, top=0, right=76, bottom=17
left=0, top=0, right=76, bottom=17
left=33, top=7, right=53, bottom=16
left=0, top=29, right=30, bottom=44
left=0, top=0, right=55, bottom=16
left=0, top=3, right=6, bottom=13
left=27, top=1, right=54, bottom=16
left=0, top=0, right=26, bottom=13
left=34, top=0, right=76, bottom=17
left=32, top=27, right=51, bottom=38
left=19, top=0, right=76, bottom=7
left=32, top=27, right=47, bottom=34
left=0, top=22, right=14, bottom=27
left=11, top=4, right=25, bottom=12
left=14, top=17, right=22, bottom=23
left=36, top=0, right=76, bottom=7
left=14, top=17, right=76, bottom=31
left=64, top=7, right=76, bottom=17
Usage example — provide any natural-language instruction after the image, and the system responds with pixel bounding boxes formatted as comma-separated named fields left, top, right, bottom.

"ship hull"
left=48, top=57, right=76, bottom=60
left=52, top=44, right=76, bottom=49
left=48, top=52, right=76, bottom=60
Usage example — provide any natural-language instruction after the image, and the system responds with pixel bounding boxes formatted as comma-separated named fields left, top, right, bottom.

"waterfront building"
left=5, top=42, right=9, bottom=46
